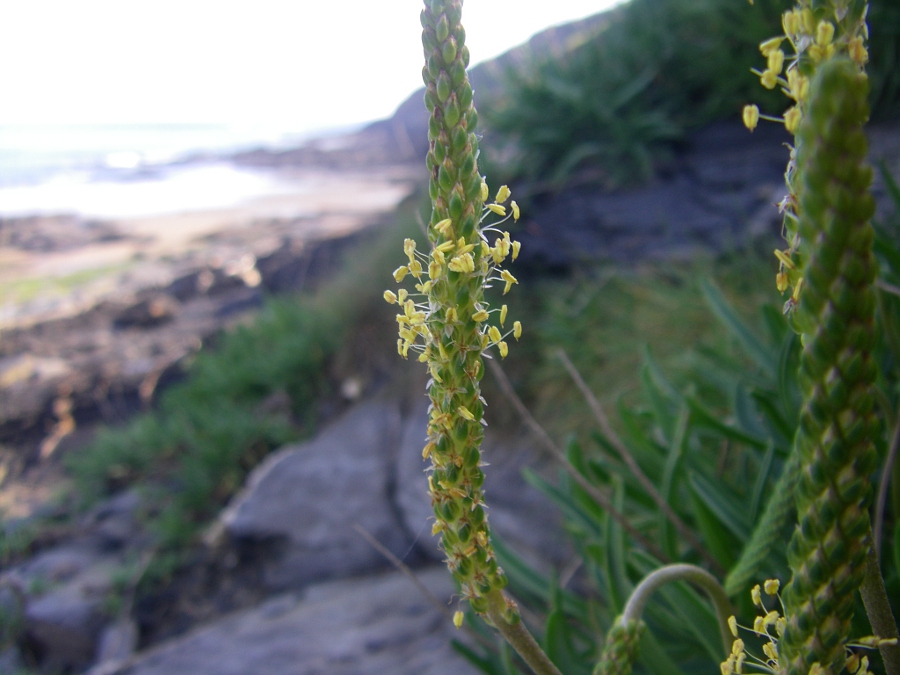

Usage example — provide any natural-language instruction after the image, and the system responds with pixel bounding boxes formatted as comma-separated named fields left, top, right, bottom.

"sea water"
left=0, top=123, right=353, bottom=219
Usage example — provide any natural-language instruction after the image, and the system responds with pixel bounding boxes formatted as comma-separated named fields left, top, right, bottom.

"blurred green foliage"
left=481, top=0, right=900, bottom=187
left=455, top=176, right=900, bottom=674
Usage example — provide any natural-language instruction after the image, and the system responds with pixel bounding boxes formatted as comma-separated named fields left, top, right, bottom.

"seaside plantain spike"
left=595, top=618, right=645, bottom=675
left=778, top=59, right=878, bottom=675
left=387, top=0, right=524, bottom=617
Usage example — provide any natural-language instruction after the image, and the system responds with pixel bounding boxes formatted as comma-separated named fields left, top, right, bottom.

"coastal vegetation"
left=9, top=0, right=898, bottom=673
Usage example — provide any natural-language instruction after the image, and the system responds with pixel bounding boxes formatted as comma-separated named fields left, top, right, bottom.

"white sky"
left=0, top=0, right=626, bottom=134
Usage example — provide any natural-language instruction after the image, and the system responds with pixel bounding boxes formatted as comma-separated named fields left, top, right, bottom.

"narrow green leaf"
left=685, top=396, right=768, bottom=450
left=700, top=278, right=776, bottom=377
left=689, top=471, right=751, bottom=540
left=544, top=611, right=591, bottom=675
left=749, top=442, right=776, bottom=522
left=659, top=404, right=690, bottom=560
left=688, top=481, right=740, bottom=570
left=777, top=329, right=801, bottom=418
left=637, top=629, right=689, bottom=675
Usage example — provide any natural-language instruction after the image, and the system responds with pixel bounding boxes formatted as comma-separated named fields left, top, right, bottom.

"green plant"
left=394, top=2, right=900, bottom=675
left=479, top=0, right=899, bottom=188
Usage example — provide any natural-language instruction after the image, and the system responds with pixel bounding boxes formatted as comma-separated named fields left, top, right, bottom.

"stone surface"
left=396, top=404, right=570, bottom=569
left=113, top=567, right=479, bottom=675
left=222, top=400, right=413, bottom=590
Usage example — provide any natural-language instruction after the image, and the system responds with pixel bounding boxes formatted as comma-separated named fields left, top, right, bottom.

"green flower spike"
left=596, top=619, right=645, bottom=675
left=744, top=1, right=869, bottom=314
left=778, top=59, right=879, bottom=675
left=388, top=0, right=524, bottom=618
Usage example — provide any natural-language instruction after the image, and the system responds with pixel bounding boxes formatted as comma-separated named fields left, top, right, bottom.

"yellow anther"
left=512, top=240, right=521, bottom=260
left=384, top=290, right=398, bottom=304
left=816, top=20, right=834, bottom=46
left=472, top=309, right=489, bottom=322
left=423, top=442, right=436, bottom=459
left=775, top=617, right=786, bottom=637
left=456, top=242, right=475, bottom=255
left=776, top=272, right=789, bottom=293
left=429, top=260, right=442, bottom=280
left=735, top=652, right=745, bottom=674
left=480, top=180, right=489, bottom=203
left=728, top=616, right=738, bottom=638
left=513, top=320, right=522, bottom=340
left=432, top=521, right=444, bottom=535
left=487, top=203, right=506, bottom=217
left=448, top=253, right=475, bottom=273
left=481, top=240, right=491, bottom=256
left=763, top=641, right=778, bottom=662
left=791, top=276, right=804, bottom=302
left=498, top=341, right=508, bottom=358
left=848, top=36, right=869, bottom=66
left=754, top=616, right=766, bottom=633
left=409, top=260, right=423, bottom=278
left=743, top=104, right=760, bottom=132
left=435, top=218, right=454, bottom=236
left=721, top=655, right=735, bottom=675
left=809, top=663, right=825, bottom=675
left=404, top=238, right=417, bottom=261
left=759, top=36, right=784, bottom=56
left=732, top=639, right=744, bottom=656
left=763, top=610, right=779, bottom=627
left=800, top=9, right=815, bottom=34
left=500, top=304, right=508, bottom=327
left=766, top=49, right=785, bottom=75
left=453, top=610, right=464, bottom=628
left=751, top=584, right=762, bottom=607
left=495, top=185, right=511, bottom=203
left=787, top=69, right=809, bottom=101
left=847, top=654, right=860, bottom=673
left=501, top=269, right=518, bottom=294
left=435, top=240, right=456, bottom=253
left=782, top=10, right=800, bottom=36
left=432, top=248, right=446, bottom=266
left=761, top=69, right=779, bottom=90
left=398, top=288, right=408, bottom=303
left=393, top=266, right=409, bottom=282
left=511, top=201, right=520, bottom=221
left=763, top=579, right=780, bottom=595
left=446, top=307, right=458, bottom=323
left=458, top=406, right=476, bottom=422
left=784, top=106, right=801, bottom=133
left=488, top=325, right=502, bottom=343
left=774, top=248, right=796, bottom=270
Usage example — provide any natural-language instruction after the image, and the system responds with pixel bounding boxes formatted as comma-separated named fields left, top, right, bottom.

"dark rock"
left=222, top=400, right=414, bottom=590
left=113, top=568, right=478, bottom=675
left=113, top=296, right=179, bottom=330
left=516, top=121, right=791, bottom=269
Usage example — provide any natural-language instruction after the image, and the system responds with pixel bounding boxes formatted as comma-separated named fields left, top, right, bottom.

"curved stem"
left=622, top=564, right=733, bottom=658
left=874, top=411, right=900, bottom=558
left=860, top=525, right=900, bottom=675
left=486, top=590, right=563, bottom=675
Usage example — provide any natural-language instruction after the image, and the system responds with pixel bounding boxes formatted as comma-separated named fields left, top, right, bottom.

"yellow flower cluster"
left=741, top=2, right=869, bottom=309
left=386, top=182, right=522, bottom=362
left=721, top=579, right=897, bottom=675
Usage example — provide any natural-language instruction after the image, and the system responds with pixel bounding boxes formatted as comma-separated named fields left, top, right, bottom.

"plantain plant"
left=390, top=2, right=899, bottom=675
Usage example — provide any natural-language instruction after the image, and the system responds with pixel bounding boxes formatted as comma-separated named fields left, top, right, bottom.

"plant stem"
left=621, top=564, right=733, bottom=658
left=486, top=590, right=563, bottom=675
left=487, top=358, right=673, bottom=564
left=556, top=349, right=725, bottom=576
left=860, top=526, right=900, bottom=675
left=874, top=411, right=900, bottom=558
